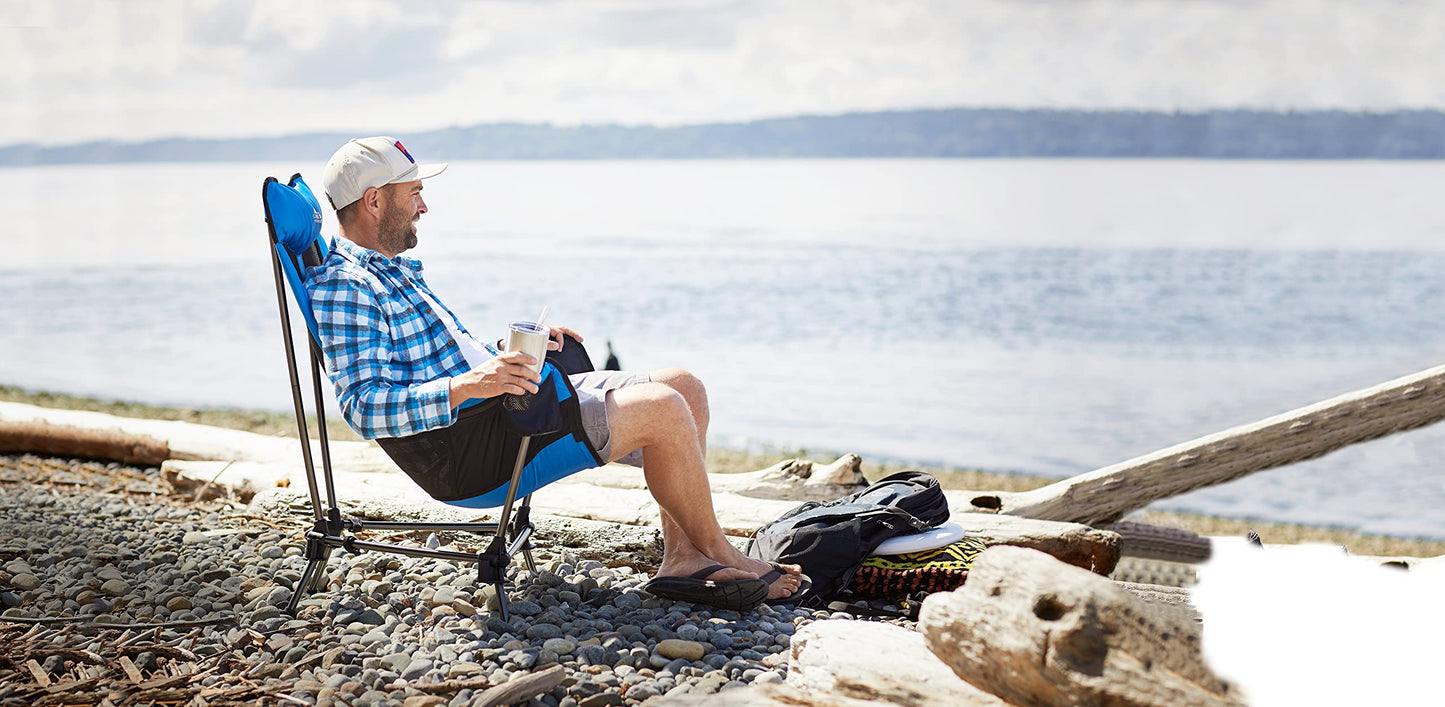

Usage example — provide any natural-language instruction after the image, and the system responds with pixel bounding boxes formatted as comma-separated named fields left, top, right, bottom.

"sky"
left=5, top=0, right=1445, bottom=146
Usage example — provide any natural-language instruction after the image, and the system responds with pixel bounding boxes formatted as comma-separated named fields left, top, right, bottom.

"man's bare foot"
left=654, top=556, right=757, bottom=583
left=719, top=551, right=803, bottom=600
left=657, top=553, right=803, bottom=601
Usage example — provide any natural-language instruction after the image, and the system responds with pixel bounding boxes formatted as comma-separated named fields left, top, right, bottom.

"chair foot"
left=306, top=548, right=333, bottom=592
left=286, top=554, right=329, bottom=615
left=522, top=546, right=537, bottom=574
left=495, top=579, right=511, bottom=622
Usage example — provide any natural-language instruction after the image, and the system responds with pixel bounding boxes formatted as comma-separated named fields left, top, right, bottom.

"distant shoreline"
left=3, top=383, right=1442, bottom=558
left=7, top=107, right=1445, bottom=166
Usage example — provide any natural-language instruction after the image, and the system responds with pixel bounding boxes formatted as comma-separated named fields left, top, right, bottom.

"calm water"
left=4, top=159, right=1445, bottom=538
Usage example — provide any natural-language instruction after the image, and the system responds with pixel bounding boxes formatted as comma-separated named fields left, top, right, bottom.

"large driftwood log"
left=0, top=419, right=169, bottom=467
left=561, top=453, right=869, bottom=500
left=783, top=620, right=1009, bottom=706
left=980, top=363, right=1445, bottom=526
left=920, top=546, right=1242, bottom=707
left=656, top=620, right=1007, bottom=706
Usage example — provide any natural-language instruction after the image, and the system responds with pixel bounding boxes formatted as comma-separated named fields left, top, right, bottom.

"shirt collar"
left=333, top=236, right=425, bottom=276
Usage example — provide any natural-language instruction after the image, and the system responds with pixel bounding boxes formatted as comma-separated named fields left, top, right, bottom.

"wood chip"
left=119, top=644, right=198, bottom=662
left=412, top=676, right=497, bottom=693
left=25, top=658, right=50, bottom=687
left=43, top=676, right=103, bottom=694
left=27, top=648, right=106, bottom=665
left=116, top=655, right=143, bottom=684
left=471, top=665, right=566, bottom=707
left=0, top=616, right=89, bottom=625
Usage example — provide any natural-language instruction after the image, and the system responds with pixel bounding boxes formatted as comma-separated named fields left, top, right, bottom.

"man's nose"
left=417, top=197, right=427, bottom=214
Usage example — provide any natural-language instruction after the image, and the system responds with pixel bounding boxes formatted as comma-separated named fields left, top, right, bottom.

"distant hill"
left=4, top=108, right=1445, bottom=165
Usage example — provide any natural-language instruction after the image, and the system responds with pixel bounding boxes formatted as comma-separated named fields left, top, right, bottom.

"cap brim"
left=386, top=162, right=447, bottom=185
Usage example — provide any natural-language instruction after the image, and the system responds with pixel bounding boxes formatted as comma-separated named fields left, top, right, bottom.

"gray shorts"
left=571, top=370, right=650, bottom=465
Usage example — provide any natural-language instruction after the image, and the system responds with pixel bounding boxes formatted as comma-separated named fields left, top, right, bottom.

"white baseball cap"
left=322, top=136, right=447, bottom=210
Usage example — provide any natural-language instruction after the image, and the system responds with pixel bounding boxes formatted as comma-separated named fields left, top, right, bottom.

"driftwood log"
left=920, top=546, right=1242, bottom=707
left=563, top=453, right=869, bottom=501
left=657, top=620, right=1009, bottom=706
left=972, top=363, right=1445, bottom=526
left=0, top=420, right=169, bottom=467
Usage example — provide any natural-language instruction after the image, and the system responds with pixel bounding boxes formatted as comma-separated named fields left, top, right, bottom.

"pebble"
left=10, top=573, right=39, bottom=590
left=447, top=661, right=484, bottom=678
left=99, top=578, right=129, bottom=596
left=525, top=623, right=564, bottom=640
left=543, top=637, right=576, bottom=655
left=400, top=658, right=433, bottom=681
left=656, top=639, right=707, bottom=661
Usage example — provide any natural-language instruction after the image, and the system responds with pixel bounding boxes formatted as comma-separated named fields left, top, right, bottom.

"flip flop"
left=759, top=563, right=812, bottom=605
left=642, top=564, right=769, bottom=612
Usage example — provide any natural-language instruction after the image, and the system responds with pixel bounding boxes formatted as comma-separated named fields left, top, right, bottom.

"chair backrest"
left=261, top=174, right=329, bottom=343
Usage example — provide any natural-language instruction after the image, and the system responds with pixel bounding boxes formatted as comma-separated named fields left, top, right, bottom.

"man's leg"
left=604, top=374, right=801, bottom=599
left=647, top=368, right=738, bottom=585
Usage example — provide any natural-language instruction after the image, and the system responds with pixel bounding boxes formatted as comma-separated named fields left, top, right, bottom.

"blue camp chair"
left=261, top=173, right=601, bottom=620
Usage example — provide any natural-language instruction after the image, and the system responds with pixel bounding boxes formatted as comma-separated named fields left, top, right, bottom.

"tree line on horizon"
left=4, top=108, right=1445, bottom=165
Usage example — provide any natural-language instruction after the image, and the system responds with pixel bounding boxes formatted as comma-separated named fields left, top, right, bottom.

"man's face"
left=377, top=180, right=427, bottom=255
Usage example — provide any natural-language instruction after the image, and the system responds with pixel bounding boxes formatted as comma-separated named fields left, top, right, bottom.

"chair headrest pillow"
left=265, top=175, right=324, bottom=256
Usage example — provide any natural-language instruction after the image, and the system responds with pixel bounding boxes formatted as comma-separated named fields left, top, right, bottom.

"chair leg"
left=522, top=546, right=538, bottom=574
left=306, top=548, right=334, bottom=592
left=494, top=576, right=511, bottom=623
left=287, top=552, right=330, bottom=616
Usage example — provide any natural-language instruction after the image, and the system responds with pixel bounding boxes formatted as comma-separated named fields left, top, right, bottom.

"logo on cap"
left=394, top=141, right=415, bottom=164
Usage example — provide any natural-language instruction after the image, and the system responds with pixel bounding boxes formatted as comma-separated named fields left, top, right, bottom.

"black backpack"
left=744, top=471, right=950, bottom=607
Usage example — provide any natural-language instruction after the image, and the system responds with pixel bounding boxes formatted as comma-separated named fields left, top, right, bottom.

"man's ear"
left=360, top=186, right=384, bottom=219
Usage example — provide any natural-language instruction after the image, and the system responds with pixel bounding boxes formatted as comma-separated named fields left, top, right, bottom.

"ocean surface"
left=4, top=159, right=1445, bottom=539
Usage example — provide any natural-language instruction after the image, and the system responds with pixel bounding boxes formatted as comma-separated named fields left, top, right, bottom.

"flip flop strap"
left=688, top=564, right=730, bottom=580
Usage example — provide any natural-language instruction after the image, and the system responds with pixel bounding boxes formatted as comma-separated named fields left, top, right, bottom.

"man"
left=308, top=137, right=801, bottom=606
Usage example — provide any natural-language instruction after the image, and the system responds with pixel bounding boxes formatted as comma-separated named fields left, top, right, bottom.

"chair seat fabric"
left=374, top=337, right=604, bottom=504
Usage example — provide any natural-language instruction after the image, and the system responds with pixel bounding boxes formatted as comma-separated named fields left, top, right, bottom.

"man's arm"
left=311, top=277, right=455, bottom=439
left=447, top=352, right=545, bottom=408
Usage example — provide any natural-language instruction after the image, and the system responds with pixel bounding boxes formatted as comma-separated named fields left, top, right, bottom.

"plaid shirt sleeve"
left=309, top=270, right=455, bottom=439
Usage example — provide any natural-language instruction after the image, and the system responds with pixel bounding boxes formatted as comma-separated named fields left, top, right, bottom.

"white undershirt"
left=414, top=286, right=494, bottom=369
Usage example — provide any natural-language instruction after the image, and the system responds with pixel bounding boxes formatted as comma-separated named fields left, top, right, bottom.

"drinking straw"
left=536, top=306, right=550, bottom=329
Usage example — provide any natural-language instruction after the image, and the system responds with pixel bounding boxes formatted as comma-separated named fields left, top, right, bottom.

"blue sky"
left=5, top=0, right=1445, bottom=145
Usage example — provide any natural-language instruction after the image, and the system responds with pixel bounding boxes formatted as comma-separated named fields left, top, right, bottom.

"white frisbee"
left=871, top=522, right=966, bottom=556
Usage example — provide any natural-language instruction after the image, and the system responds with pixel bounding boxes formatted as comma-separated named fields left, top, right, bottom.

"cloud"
left=6, top=0, right=1445, bottom=145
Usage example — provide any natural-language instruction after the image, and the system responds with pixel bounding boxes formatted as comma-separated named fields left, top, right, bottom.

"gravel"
left=0, top=453, right=919, bottom=706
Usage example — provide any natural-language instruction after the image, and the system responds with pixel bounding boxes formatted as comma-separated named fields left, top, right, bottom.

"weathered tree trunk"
left=561, top=453, right=869, bottom=500
left=656, top=620, right=1008, bottom=706
left=920, top=546, right=1243, bottom=707
left=977, top=363, right=1445, bottom=526
left=0, top=420, right=169, bottom=467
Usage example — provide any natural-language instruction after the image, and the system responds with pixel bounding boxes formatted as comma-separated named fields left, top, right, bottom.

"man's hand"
left=448, top=351, right=542, bottom=408
left=547, top=325, right=583, bottom=351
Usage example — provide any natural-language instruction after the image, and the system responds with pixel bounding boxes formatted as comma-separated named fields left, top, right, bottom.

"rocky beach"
left=0, top=452, right=856, bottom=706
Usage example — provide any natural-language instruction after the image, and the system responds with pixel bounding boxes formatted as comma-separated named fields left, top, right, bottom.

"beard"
left=378, top=199, right=419, bottom=254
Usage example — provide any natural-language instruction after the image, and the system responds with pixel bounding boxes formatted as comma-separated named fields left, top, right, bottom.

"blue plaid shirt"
left=306, top=237, right=497, bottom=439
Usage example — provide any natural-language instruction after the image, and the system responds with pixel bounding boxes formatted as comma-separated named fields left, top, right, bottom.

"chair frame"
left=263, top=174, right=538, bottom=621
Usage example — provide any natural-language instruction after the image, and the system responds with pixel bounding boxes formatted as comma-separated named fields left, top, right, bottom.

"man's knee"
left=652, top=367, right=708, bottom=410
left=611, top=382, right=697, bottom=445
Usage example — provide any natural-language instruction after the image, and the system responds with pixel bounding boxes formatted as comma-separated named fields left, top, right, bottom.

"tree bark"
left=560, top=453, right=869, bottom=501
left=920, top=546, right=1243, bottom=707
left=0, top=420, right=169, bottom=467
left=984, top=363, right=1445, bottom=526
